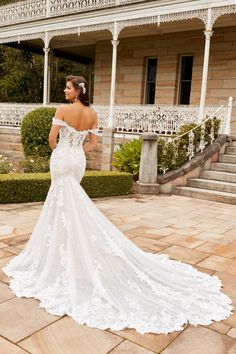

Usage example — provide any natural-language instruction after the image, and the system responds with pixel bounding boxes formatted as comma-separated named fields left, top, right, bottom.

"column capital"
left=111, top=39, right=119, bottom=47
left=204, top=30, right=214, bottom=39
left=43, top=47, right=50, bottom=54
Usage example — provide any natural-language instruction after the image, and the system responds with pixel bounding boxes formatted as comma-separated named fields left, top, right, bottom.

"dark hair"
left=66, top=75, right=90, bottom=106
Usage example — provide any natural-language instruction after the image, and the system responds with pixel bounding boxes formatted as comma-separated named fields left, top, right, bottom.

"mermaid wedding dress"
left=3, top=118, right=233, bottom=334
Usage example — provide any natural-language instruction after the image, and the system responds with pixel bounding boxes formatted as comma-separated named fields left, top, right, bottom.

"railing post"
left=223, top=96, right=233, bottom=135
left=136, top=132, right=159, bottom=194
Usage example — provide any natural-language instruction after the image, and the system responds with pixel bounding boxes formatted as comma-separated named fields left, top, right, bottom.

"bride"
left=3, top=75, right=233, bottom=335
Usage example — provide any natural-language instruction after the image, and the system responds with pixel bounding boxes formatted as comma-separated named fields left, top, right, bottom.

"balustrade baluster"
left=199, top=123, right=206, bottom=152
left=187, top=130, right=195, bottom=160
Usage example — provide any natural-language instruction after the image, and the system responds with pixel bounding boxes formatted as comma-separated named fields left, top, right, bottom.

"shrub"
left=21, top=107, right=56, bottom=158
left=20, top=156, right=50, bottom=173
left=112, top=138, right=142, bottom=178
left=0, top=171, right=133, bottom=203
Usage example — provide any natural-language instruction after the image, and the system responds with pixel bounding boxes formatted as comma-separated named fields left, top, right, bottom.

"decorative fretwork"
left=160, top=9, right=207, bottom=26
left=211, top=5, right=236, bottom=28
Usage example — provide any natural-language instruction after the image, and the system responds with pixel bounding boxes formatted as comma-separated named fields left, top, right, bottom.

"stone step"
left=188, top=178, right=236, bottom=194
left=202, top=170, right=236, bottom=183
left=219, top=154, right=236, bottom=164
left=225, top=146, right=236, bottom=155
left=211, top=162, right=236, bottom=174
left=172, top=186, right=236, bottom=204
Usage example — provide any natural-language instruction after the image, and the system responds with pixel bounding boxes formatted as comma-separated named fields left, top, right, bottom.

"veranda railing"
left=0, top=0, right=145, bottom=26
left=0, top=100, right=232, bottom=137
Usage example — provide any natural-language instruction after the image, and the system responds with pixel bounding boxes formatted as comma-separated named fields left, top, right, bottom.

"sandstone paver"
left=0, top=297, right=59, bottom=342
left=109, top=340, right=156, bottom=353
left=161, top=326, right=236, bottom=354
left=0, top=336, right=29, bottom=354
left=132, top=237, right=169, bottom=253
left=0, top=281, right=15, bottom=303
left=227, top=328, right=236, bottom=339
left=18, top=316, right=123, bottom=354
left=197, top=255, right=236, bottom=275
left=159, top=245, right=209, bottom=265
left=161, top=234, right=205, bottom=249
left=111, top=327, right=180, bottom=353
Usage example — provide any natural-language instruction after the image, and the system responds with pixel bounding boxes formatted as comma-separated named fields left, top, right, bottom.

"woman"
left=3, top=75, right=233, bottom=335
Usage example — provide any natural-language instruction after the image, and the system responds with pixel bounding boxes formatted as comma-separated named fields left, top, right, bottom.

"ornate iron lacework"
left=0, top=103, right=228, bottom=136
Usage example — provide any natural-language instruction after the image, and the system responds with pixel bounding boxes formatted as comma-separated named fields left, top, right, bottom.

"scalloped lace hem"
left=3, top=266, right=233, bottom=335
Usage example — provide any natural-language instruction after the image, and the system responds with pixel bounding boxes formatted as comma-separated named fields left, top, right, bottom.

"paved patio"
left=0, top=194, right=236, bottom=354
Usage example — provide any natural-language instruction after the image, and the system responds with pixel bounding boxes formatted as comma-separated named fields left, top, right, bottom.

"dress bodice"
left=50, top=118, right=99, bottom=183
left=52, top=117, right=99, bottom=149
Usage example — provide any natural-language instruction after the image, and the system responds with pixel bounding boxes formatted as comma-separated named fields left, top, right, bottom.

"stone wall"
left=93, top=26, right=236, bottom=133
left=0, top=127, right=131, bottom=171
left=0, top=127, right=22, bottom=161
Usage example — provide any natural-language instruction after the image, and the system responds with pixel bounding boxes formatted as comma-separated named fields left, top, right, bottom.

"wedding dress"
left=3, top=118, right=233, bottom=335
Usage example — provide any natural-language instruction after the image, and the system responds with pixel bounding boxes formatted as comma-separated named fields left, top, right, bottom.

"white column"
left=198, top=30, right=213, bottom=122
left=108, top=23, right=119, bottom=127
left=43, top=46, right=50, bottom=106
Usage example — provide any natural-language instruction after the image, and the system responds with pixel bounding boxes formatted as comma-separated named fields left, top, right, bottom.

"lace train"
left=3, top=176, right=233, bottom=335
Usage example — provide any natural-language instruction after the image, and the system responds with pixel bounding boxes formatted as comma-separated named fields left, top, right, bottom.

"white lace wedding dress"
left=3, top=118, right=233, bottom=334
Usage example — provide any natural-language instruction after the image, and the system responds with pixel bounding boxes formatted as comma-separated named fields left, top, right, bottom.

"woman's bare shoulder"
left=55, top=104, right=68, bottom=119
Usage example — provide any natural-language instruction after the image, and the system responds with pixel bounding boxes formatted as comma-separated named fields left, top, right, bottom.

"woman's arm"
left=48, top=106, right=64, bottom=150
left=83, top=113, right=98, bottom=154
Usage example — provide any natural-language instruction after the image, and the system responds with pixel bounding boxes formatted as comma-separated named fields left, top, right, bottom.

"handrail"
left=172, top=105, right=224, bottom=142
left=158, top=97, right=233, bottom=174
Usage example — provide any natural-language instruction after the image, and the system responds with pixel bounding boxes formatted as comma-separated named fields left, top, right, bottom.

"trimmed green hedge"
left=0, top=171, right=133, bottom=204
left=21, top=107, right=56, bottom=158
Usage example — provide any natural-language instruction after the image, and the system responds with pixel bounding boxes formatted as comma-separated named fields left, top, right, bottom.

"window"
left=178, top=55, right=193, bottom=105
left=144, top=58, right=157, bottom=104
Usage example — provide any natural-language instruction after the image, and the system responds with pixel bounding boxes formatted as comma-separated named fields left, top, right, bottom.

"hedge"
left=0, top=171, right=133, bottom=204
left=21, top=107, right=56, bottom=158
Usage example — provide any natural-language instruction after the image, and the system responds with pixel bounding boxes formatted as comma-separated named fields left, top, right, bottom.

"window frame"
left=144, top=57, right=158, bottom=105
left=177, top=54, right=194, bottom=105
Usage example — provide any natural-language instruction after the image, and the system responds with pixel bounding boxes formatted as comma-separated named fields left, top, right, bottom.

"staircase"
left=173, top=141, right=236, bottom=204
left=0, top=127, right=23, bottom=161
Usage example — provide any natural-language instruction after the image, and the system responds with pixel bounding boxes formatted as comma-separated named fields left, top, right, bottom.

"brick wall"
left=93, top=26, right=236, bottom=134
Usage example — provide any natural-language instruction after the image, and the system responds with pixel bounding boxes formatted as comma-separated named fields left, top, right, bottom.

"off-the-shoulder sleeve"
left=88, top=128, right=99, bottom=136
left=52, top=117, right=67, bottom=126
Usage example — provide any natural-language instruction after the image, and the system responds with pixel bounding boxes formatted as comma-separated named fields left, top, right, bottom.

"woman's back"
left=62, top=103, right=97, bottom=132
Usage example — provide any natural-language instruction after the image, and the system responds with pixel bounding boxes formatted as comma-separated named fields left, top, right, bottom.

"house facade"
left=0, top=0, right=236, bottom=169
